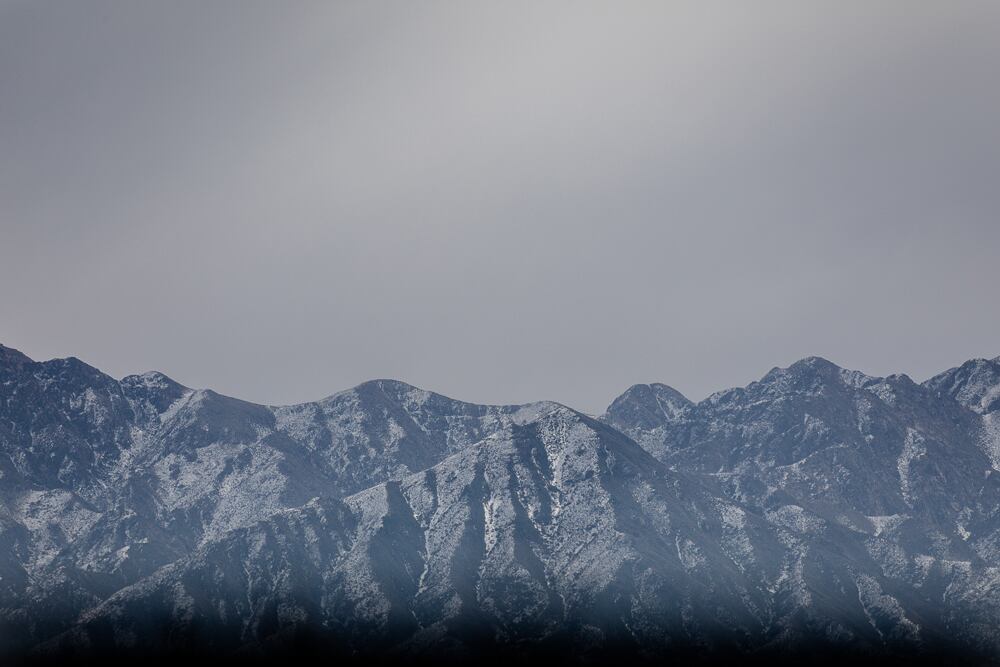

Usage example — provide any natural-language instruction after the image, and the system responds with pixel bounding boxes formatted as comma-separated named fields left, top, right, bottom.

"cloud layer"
left=3, top=1, right=999, bottom=411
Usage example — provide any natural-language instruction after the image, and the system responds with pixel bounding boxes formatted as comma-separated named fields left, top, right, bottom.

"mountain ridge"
left=8, top=343, right=995, bottom=417
left=3, top=342, right=1000, bottom=663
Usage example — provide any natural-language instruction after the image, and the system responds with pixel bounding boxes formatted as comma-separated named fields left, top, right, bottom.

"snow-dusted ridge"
left=2, top=343, right=1000, bottom=661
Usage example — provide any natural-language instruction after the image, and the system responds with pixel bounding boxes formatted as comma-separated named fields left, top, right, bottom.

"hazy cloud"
left=3, top=1, right=999, bottom=411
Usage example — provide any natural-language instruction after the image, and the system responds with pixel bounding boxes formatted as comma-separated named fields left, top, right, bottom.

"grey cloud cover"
left=2, top=1, right=999, bottom=412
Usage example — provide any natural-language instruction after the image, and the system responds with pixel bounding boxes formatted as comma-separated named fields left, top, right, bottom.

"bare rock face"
left=2, top=344, right=1000, bottom=662
left=602, top=356, right=1000, bottom=659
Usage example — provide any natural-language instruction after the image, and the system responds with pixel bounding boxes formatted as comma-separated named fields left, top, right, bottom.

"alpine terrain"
left=2, top=343, right=1000, bottom=664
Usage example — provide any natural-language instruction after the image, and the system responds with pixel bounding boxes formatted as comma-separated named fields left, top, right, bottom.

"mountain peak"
left=756, top=355, right=863, bottom=391
left=925, top=356, right=1000, bottom=414
left=0, top=343, right=33, bottom=369
left=4, top=346, right=1000, bottom=660
left=785, top=355, right=843, bottom=373
left=119, top=370, right=189, bottom=414
left=603, top=382, right=692, bottom=431
left=354, top=378, right=423, bottom=394
left=121, top=370, right=187, bottom=390
left=619, top=382, right=690, bottom=406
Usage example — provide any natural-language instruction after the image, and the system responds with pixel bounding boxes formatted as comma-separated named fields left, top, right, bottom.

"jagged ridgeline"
left=2, top=343, right=1000, bottom=664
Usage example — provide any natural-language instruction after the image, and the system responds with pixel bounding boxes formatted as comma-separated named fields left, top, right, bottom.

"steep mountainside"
left=0, top=346, right=522, bottom=658
left=926, top=356, right=1000, bottom=469
left=602, top=356, right=1000, bottom=660
left=2, top=344, right=1000, bottom=662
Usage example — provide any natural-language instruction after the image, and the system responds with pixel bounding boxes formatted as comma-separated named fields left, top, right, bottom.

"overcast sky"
left=2, top=1, right=999, bottom=412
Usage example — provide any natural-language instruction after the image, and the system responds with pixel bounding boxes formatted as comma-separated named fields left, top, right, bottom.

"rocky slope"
left=602, top=356, right=1000, bottom=660
left=2, top=344, right=999, bottom=662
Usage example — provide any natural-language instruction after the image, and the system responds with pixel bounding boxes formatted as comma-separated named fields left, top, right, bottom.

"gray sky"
left=2, top=1, right=999, bottom=413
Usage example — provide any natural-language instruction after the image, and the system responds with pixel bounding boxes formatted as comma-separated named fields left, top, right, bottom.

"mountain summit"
left=1, top=344, right=999, bottom=663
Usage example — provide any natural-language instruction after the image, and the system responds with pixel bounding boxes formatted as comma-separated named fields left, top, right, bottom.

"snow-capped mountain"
left=2, top=343, right=999, bottom=663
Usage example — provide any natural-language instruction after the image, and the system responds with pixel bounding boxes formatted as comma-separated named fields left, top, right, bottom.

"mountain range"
left=2, top=343, right=999, bottom=664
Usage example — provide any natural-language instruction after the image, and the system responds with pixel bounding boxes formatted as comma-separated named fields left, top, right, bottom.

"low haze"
left=2, top=1, right=999, bottom=412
